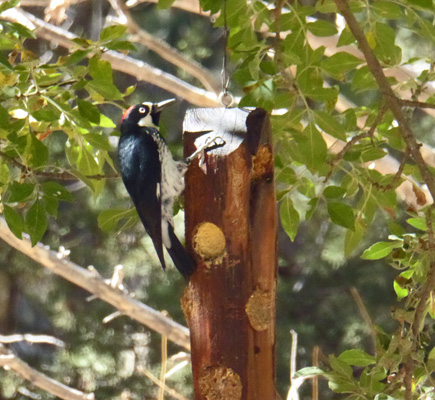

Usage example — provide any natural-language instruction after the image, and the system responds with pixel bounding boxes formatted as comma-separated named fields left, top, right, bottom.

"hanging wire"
left=219, top=0, right=234, bottom=108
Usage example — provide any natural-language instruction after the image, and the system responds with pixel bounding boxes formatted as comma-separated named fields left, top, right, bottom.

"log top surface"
left=183, top=107, right=249, bottom=156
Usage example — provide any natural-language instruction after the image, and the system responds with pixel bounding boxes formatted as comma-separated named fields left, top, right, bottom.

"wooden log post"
left=182, top=108, right=277, bottom=400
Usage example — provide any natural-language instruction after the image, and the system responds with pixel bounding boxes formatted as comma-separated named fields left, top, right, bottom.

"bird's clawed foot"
left=186, top=137, right=226, bottom=165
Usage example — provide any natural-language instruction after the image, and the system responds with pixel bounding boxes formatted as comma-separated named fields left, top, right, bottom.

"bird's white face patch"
left=138, top=102, right=157, bottom=128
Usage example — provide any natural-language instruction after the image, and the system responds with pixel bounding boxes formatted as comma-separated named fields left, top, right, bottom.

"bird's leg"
left=185, top=137, right=226, bottom=165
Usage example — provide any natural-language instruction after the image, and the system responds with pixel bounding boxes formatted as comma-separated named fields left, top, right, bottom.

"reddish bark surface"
left=182, top=108, right=277, bottom=400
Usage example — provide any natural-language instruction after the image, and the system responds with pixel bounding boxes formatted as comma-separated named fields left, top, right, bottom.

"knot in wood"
left=193, top=222, right=226, bottom=261
left=199, top=366, right=242, bottom=400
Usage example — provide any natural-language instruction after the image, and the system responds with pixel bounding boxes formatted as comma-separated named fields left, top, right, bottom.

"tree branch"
left=4, top=8, right=220, bottom=107
left=0, top=150, right=119, bottom=181
left=108, top=0, right=220, bottom=94
left=0, top=217, right=191, bottom=350
left=398, top=99, right=435, bottom=110
left=0, top=345, right=94, bottom=400
left=0, top=334, right=65, bottom=347
left=334, top=0, right=435, bottom=203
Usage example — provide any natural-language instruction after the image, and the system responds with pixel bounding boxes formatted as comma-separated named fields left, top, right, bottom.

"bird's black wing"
left=119, top=133, right=167, bottom=270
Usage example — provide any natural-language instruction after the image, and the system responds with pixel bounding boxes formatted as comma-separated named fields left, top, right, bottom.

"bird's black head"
left=121, top=99, right=176, bottom=132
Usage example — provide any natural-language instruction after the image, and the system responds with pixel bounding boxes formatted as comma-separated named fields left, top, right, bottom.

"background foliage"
left=1, top=0, right=435, bottom=399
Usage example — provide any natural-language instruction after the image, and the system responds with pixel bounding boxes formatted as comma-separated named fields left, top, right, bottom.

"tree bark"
left=182, top=108, right=277, bottom=400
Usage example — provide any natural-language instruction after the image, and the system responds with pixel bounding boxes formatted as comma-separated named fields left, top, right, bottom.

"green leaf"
left=0, top=163, right=9, bottom=184
left=351, top=65, right=377, bottom=92
left=84, top=133, right=112, bottom=151
left=71, top=38, right=92, bottom=48
left=344, top=220, right=365, bottom=257
left=157, top=0, right=176, bottom=8
left=0, top=52, right=13, bottom=70
left=63, top=49, right=91, bottom=66
left=418, top=18, right=435, bottom=45
left=77, top=147, right=99, bottom=175
left=0, top=0, right=20, bottom=13
left=25, top=200, right=48, bottom=247
left=0, top=105, right=10, bottom=125
left=4, top=21, right=36, bottom=39
left=280, top=197, right=300, bottom=241
left=98, top=208, right=137, bottom=232
left=405, top=0, right=433, bottom=9
left=323, top=186, right=346, bottom=199
left=360, top=147, right=387, bottom=162
left=373, top=23, right=402, bottom=65
left=407, top=217, right=427, bottom=231
left=77, top=99, right=100, bottom=124
left=338, top=349, right=376, bottom=367
left=7, top=182, right=35, bottom=203
left=295, top=367, right=325, bottom=377
left=104, top=40, right=137, bottom=51
left=321, top=52, right=363, bottom=79
left=306, top=197, right=318, bottom=220
left=295, top=123, right=327, bottom=171
left=329, top=355, right=353, bottom=378
left=26, top=135, right=49, bottom=168
left=89, top=56, right=113, bottom=82
left=393, top=280, right=408, bottom=300
left=87, top=80, right=123, bottom=101
left=42, top=181, right=74, bottom=202
left=31, top=107, right=60, bottom=122
left=307, top=19, right=338, bottom=37
left=99, top=25, right=127, bottom=42
left=3, top=205, right=23, bottom=239
left=314, top=110, right=346, bottom=141
left=372, top=1, right=404, bottom=19
left=337, top=25, right=355, bottom=47
left=44, top=197, right=59, bottom=217
left=277, top=167, right=296, bottom=185
left=327, top=202, right=355, bottom=230
left=35, top=72, right=62, bottom=86
left=99, top=114, right=117, bottom=128
left=361, top=241, right=401, bottom=260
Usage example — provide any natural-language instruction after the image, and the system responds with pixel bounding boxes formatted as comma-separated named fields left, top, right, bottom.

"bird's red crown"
left=121, top=105, right=135, bottom=123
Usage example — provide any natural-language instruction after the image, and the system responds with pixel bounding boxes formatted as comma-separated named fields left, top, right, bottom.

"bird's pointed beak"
left=152, top=98, right=176, bottom=113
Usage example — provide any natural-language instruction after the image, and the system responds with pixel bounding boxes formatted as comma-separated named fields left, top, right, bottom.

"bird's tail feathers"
left=166, top=226, right=196, bottom=279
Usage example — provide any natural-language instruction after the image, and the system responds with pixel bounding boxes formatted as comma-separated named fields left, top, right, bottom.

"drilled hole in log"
left=245, top=287, right=272, bottom=332
left=199, top=365, right=242, bottom=400
left=193, top=222, right=226, bottom=262
left=180, top=285, right=193, bottom=323
left=252, top=144, right=274, bottom=182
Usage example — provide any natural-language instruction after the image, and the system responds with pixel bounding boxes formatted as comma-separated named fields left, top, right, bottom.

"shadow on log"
left=182, top=107, right=277, bottom=400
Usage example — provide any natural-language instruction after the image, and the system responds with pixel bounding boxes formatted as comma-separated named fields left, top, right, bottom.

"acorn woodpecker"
left=118, top=99, right=195, bottom=279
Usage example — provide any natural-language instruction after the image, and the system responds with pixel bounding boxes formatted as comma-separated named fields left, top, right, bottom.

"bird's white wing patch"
left=156, top=183, right=160, bottom=199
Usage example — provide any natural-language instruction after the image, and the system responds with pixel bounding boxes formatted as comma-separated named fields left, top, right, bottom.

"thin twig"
left=158, top=332, right=168, bottom=400
left=325, top=103, right=388, bottom=182
left=0, top=345, right=94, bottom=400
left=312, top=346, right=319, bottom=400
left=370, top=149, right=409, bottom=192
left=399, top=99, right=435, bottom=110
left=137, top=365, right=189, bottom=400
left=0, top=151, right=119, bottom=180
left=349, top=287, right=378, bottom=354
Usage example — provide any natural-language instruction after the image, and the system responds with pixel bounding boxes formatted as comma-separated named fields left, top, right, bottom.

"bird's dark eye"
left=139, top=107, right=146, bottom=114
